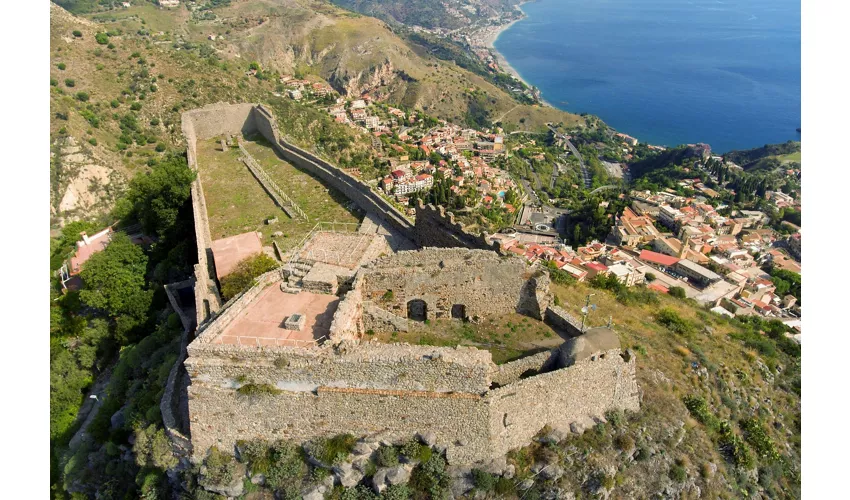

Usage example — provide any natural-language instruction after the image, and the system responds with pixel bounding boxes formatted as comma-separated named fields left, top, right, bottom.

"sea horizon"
left=494, top=0, right=801, bottom=154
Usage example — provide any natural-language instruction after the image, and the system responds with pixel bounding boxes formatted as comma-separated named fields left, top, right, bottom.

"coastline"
left=483, top=4, right=556, bottom=109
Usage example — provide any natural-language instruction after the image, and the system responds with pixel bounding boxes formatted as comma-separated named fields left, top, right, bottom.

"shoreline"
left=482, top=5, right=557, bottom=109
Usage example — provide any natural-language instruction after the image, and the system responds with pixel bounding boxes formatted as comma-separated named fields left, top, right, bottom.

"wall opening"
left=451, top=304, right=466, bottom=320
left=407, top=299, right=427, bottom=322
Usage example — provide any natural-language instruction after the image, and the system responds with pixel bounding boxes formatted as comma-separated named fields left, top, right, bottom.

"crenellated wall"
left=413, top=199, right=502, bottom=252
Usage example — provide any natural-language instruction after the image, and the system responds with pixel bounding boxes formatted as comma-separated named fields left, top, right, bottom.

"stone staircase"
left=280, top=260, right=314, bottom=294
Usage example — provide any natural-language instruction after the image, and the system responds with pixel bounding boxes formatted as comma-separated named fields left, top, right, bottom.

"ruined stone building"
left=179, top=102, right=640, bottom=466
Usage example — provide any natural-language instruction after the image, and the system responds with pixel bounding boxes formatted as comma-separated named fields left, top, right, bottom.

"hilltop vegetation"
left=724, top=140, right=801, bottom=171
left=49, top=0, right=579, bottom=226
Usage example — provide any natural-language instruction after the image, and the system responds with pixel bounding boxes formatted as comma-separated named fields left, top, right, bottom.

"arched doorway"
left=407, top=299, right=427, bottom=321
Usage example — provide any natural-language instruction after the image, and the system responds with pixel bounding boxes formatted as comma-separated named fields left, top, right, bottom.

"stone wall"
left=250, top=105, right=414, bottom=240
left=186, top=336, right=638, bottom=465
left=485, top=347, right=640, bottom=459
left=545, top=305, right=585, bottom=337
left=327, top=287, right=363, bottom=343
left=362, top=301, right=409, bottom=333
left=489, top=349, right=558, bottom=387
left=413, top=199, right=502, bottom=251
left=182, top=103, right=256, bottom=325
left=359, top=248, right=547, bottom=322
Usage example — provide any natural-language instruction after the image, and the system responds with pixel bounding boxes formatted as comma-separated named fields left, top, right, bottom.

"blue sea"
left=494, top=0, right=801, bottom=153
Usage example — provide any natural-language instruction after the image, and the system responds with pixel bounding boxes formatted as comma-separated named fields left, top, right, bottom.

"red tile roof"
left=639, top=250, right=681, bottom=267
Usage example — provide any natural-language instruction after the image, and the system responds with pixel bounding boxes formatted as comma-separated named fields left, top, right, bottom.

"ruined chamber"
left=185, top=248, right=640, bottom=465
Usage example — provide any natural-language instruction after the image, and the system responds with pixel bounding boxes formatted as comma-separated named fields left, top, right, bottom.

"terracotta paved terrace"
left=213, top=289, right=339, bottom=347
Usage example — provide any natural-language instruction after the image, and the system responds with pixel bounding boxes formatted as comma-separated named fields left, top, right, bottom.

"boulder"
left=303, top=485, right=327, bottom=500
left=385, top=464, right=412, bottom=485
left=570, top=422, right=586, bottom=434
left=250, top=473, right=265, bottom=485
left=334, top=462, right=364, bottom=489
left=353, top=441, right=379, bottom=456
left=449, top=472, right=475, bottom=498
left=199, top=461, right=246, bottom=498
left=417, top=430, right=437, bottom=447
left=371, top=468, right=389, bottom=495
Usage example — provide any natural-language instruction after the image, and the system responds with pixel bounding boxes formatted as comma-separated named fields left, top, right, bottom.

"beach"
left=481, top=17, right=528, bottom=88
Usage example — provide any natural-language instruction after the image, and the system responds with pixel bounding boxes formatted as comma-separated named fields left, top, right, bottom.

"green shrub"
left=605, top=409, right=625, bottom=429
left=88, top=138, right=98, bottom=146
left=50, top=78, right=58, bottom=86
left=410, top=453, right=449, bottom=498
left=201, top=447, right=239, bottom=487
left=265, top=440, right=308, bottom=490
left=683, top=394, right=719, bottom=430
left=382, top=484, right=411, bottom=499
left=645, top=272, right=656, bottom=282
left=110, top=99, right=120, bottom=108
left=381, top=289, right=394, bottom=301
left=471, top=469, right=497, bottom=491
left=76, top=91, right=90, bottom=102
left=131, top=102, right=142, bottom=111
left=236, top=383, right=281, bottom=396
left=219, top=253, right=279, bottom=300
left=740, top=418, right=781, bottom=463
left=65, top=78, right=76, bottom=87
left=669, top=464, right=687, bottom=482
left=95, top=32, right=109, bottom=45
left=375, top=445, right=400, bottom=467
left=655, top=307, right=694, bottom=336
left=57, top=62, right=66, bottom=70
left=400, top=439, right=431, bottom=463
left=72, top=30, right=82, bottom=38
left=614, top=434, right=635, bottom=452
left=310, top=434, right=357, bottom=466
left=238, top=439, right=272, bottom=474
left=155, top=142, right=166, bottom=152
left=718, top=421, right=754, bottom=468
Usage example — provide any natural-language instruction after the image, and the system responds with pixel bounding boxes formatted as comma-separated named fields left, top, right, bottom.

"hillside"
left=724, top=140, right=802, bottom=172
left=49, top=0, right=581, bottom=226
left=329, top=0, right=522, bottom=30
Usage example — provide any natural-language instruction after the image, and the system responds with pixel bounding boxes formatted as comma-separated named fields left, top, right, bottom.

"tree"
left=220, top=253, right=280, bottom=300
left=79, top=233, right=152, bottom=319
left=117, top=155, right=196, bottom=239
left=669, top=286, right=687, bottom=299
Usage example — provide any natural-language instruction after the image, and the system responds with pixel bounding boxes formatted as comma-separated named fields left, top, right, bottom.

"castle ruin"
left=179, top=102, right=640, bottom=466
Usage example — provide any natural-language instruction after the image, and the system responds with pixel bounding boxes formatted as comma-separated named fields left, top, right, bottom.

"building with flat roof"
left=673, top=258, right=721, bottom=286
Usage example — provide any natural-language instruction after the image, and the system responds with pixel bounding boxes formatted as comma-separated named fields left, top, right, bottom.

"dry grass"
left=371, top=313, right=563, bottom=364
left=196, top=137, right=363, bottom=251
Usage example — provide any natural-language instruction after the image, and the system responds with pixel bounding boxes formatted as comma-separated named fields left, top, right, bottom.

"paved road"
left=547, top=124, right=591, bottom=188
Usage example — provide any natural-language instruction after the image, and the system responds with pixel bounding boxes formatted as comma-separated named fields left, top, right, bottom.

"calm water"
left=494, top=0, right=801, bottom=153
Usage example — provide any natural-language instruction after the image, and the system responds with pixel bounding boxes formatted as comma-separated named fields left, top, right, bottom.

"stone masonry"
left=181, top=103, right=640, bottom=467
left=185, top=249, right=639, bottom=465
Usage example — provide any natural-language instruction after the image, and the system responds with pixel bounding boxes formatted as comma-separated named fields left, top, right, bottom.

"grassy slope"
left=545, top=280, right=800, bottom=497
